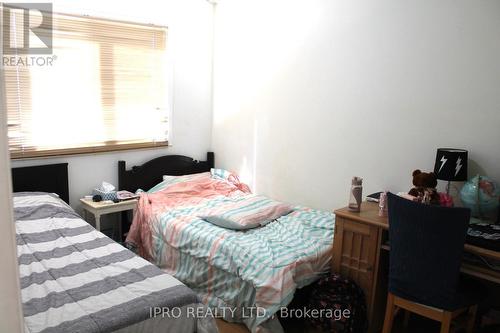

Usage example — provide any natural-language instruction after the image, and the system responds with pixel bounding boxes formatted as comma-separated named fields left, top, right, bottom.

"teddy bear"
left=408, top=169, right=440, bottom=205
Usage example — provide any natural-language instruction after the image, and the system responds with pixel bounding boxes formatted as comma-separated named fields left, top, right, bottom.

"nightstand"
left=80, top=198, right=138, bottom=235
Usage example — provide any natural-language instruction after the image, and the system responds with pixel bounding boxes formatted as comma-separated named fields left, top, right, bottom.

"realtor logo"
left=2, top=3, right=53, bottom=54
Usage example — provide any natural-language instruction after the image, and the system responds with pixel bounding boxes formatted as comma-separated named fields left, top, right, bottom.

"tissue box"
left=92, top=189, right=117, bottom=201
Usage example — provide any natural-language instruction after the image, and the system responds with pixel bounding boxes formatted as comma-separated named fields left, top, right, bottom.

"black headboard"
left=118, top=152, right=214, bottom=193
left=11, top=163, right=70, bottom=204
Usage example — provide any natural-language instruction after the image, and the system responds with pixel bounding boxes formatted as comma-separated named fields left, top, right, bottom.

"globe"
left=460, top=175, right=500, bottom=217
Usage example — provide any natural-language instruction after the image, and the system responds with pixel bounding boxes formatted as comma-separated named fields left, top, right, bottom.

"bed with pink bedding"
left=123, top=159, right=334, bottom=333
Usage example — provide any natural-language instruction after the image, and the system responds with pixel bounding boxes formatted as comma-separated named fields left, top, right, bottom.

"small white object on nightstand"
left=79, top=198, right=137, bottom=237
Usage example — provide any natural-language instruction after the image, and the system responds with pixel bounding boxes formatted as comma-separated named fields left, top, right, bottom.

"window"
left=3, top=10, right=168, bottom=159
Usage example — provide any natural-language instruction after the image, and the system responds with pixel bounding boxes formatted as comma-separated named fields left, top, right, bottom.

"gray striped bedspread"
left=14, top=192, right=218, bottom=333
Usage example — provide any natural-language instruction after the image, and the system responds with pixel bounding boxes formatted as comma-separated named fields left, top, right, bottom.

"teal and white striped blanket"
left=126, top=173, right=335, bottom=332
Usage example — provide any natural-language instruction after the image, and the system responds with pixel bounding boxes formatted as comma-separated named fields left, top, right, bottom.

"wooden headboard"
left=118, top=152, right=214, bottom=193
left=11, top=163, right=70, bottom=204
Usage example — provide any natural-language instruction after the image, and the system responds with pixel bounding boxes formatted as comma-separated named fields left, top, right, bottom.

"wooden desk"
left=333, top=202, right=500, bottom=333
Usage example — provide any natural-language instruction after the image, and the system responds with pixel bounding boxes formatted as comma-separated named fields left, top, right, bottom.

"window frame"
left=9, top=141, right=169, bottom=159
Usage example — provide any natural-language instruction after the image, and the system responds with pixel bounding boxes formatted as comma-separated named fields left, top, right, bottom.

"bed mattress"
left=14, top=192, right=217, bottom=333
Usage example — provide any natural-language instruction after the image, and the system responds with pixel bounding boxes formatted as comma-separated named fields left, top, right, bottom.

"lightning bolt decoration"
left=455, top=157, right=463, bottom=177
left=438, top=156, right=447, bottom=173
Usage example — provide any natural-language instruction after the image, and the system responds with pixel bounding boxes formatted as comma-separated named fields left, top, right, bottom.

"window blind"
left=3, top=10, right=168, bottom=159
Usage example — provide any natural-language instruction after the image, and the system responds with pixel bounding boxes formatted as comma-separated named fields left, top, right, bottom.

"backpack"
left=304, top=273, right=368, bottom=333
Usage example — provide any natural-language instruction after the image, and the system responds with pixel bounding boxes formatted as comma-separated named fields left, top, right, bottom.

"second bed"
left=121, top=153, right=335, bottom=333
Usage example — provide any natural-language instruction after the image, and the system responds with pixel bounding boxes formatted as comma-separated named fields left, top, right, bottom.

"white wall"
left=211, top=0, right=500, bottom=210
left=11, top=0, right=214, bottom=210
left=0, top=55, right=24, bottom=333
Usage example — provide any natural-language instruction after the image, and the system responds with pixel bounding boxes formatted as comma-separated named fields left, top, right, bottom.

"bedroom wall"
left=211, top=0, right=500, bottom=210
left=0, top=63, right=24, bottom=332
left=11, top=0, right=214, bottom=210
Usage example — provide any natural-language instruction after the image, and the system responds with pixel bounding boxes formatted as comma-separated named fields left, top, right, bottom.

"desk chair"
left=382, top=193, right=481, bottom=333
